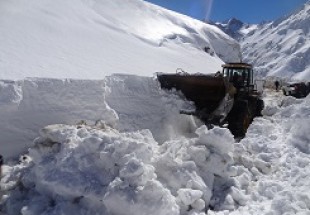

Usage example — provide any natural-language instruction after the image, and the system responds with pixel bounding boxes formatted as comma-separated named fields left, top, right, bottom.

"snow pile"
left=210, top=93, right=310, bottom=215
left=241, top=2, right=310, bottom=80
left=0, top=123, right=238, bottom=215
left=0, top=0, right=240, bottom=80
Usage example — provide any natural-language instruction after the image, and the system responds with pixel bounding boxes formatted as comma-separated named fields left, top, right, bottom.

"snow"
left=3, top=90, right=309, bottom=215
left=212, top=18, right=259, bottom=41
left=0, top=0, right=241, bottom=158
left=0, top=0, right=239, bottom=80
left=0, top=78, right=118, bottom=159
left=1, top=0, right=310, bottom=214
left=0, top=124, right=236, bottom=215
left=241, top=2, right=310, bottom=81
left=224, top=91, right=310, bottom=215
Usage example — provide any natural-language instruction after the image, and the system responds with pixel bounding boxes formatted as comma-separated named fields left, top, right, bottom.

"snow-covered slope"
left=0, top=0, right=240, bottom=80
left=241, top=2, right=310, bottom=80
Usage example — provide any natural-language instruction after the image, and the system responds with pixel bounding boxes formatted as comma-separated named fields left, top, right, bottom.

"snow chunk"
left=196, top=126, right=234, bottom=157
left=104, top=179, right=179, bottom=215
left=177, top=188, right=203, bottom=206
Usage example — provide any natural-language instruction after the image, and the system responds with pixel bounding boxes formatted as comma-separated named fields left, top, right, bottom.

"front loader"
left=157, top=63, right=264, bottom=137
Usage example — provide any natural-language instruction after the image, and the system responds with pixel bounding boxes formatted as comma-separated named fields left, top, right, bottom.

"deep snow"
left=0, top=0, right=240, bottom=158
left=0, top=76, right=198, bottom=159
left=1, top=88, right=310, bottom=215
left=1, top=0, right=310, bottom=214
left=0, top=0, right=239, bottom=80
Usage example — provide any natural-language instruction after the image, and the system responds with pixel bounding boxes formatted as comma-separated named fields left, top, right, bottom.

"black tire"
left=228, top=101, right=250, bottom=138
left=256, top=99, right=264, bottom=116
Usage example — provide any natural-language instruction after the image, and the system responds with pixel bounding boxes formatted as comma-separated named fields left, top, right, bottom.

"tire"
left=228, top=101, right=250, bottom=138
left=256, top=99, right=264, bottom=116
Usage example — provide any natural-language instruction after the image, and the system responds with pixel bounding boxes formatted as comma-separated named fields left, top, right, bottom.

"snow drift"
left=0, top=0, right=240, bottom=80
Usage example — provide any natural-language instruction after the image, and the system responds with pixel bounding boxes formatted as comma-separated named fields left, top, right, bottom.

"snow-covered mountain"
left=241, top=2, right=310, bottom=80
left=1, top=0, right=310, bottom=215
left=211, top=18, right=259, bottom=41
left=0, top=0, right=240, bottom=80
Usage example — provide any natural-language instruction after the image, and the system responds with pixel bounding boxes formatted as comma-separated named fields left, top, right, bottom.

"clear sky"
left=144, top=0, right=309, bottom=23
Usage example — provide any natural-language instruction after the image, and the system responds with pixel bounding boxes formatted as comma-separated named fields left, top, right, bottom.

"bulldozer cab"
left=222, top=63, right=254, bottom=90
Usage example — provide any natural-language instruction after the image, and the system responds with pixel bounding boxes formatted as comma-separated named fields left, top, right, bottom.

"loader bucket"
left=157, top=74, right=227, bottom=115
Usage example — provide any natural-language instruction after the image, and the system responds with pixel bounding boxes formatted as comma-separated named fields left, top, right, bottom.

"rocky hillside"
left=211, top=18, right=259, bottom=41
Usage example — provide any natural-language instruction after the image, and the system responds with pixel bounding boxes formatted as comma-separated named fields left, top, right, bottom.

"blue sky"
left=144, top=0, right=309, bottom=23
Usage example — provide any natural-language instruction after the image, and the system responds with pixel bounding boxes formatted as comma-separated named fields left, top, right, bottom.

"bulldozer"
left=157, top=63, right=264, bottom=137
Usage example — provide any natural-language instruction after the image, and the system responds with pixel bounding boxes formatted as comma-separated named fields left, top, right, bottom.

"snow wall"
left=0, top=78, right=118, bottom=159
left=0, top=75, right=198, bottom=159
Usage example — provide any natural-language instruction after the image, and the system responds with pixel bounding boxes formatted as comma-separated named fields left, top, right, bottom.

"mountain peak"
left=211, top=18, right=256, bottom=41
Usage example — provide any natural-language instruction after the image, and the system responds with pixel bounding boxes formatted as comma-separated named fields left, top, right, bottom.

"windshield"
left=223, top=68, right=252, bottom=85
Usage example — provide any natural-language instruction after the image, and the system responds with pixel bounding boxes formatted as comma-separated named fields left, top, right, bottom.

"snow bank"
left=0, top=123, right=238, bottom=215
left=0, top=75, right=199, bottom=159
left=0, top=78, right=117, bottom=159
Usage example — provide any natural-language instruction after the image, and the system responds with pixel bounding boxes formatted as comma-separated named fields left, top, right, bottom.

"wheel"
left=256, top=99, right=264, bottom=116
left=228, top=101, right=251, bottom=138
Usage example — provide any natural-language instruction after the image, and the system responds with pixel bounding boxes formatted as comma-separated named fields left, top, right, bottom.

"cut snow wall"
left=105, top=74, right=198, bottom=143
left=0, top=76, right=198, bottom=159
left=0, top=78, right=118, bottom=159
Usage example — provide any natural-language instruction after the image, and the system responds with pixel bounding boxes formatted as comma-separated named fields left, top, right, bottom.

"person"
left=275, top=80, right=280, bottom=91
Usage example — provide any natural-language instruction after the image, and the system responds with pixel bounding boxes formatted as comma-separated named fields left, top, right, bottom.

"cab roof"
left=222, top=63, right=252, bottom=69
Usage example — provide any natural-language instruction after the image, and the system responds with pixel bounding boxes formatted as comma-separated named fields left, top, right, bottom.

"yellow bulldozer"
left=157, top=63, right=264, bottom=137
